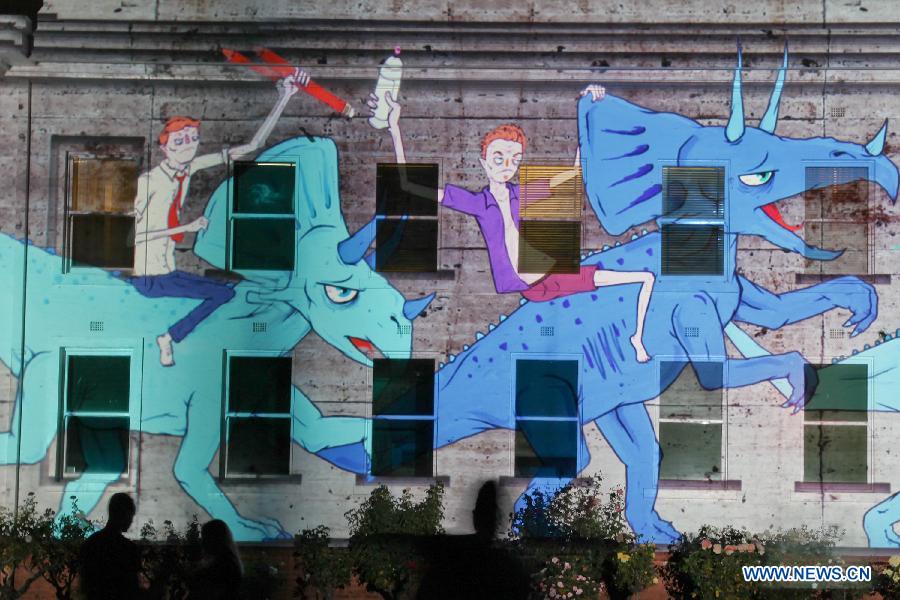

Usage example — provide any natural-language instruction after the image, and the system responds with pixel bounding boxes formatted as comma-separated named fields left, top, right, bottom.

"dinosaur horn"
left=725, top=42, right=745, bottom=143
left=759, top=44, right=788, bottom=134
left=865, top=120, right=888, bottom=156
left=338, top=217, right=377, bottom=265
left=403, top=293, right=435, bottom=320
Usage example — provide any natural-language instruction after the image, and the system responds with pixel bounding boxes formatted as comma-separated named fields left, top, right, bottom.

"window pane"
left=804, top=424, right=867, bottom=483
left=804, top=167, right=868, bottom=220
left=659, top=361, right=723, bottom=420
left=803, top=222, right=868, bottom=275
left=371, top=419, right=433, bottom=477
left=662, top=167, right=724, bottom=219
left=71, top=158, right=138, bottom=213
left=805, top=363, right=868, bottom=422
left=659, top=422, right=721, bottom=480
left=516, top=359, right=579, bottom=418
left=70, top=214, right=135, bottom=269
left=519, top=220, right=581, bottom=275
left=232, top=218, right=295, bottom=270
left=233, top=162, right=294, bottom=215
left=67, top=355, right=130, bottom=413
left=519, top=165, right=582, bottom=219
left=227, top=418, right=290, bottom=476
left=376, top=163, right=438, bottom=217
left=375, top=218, right=437, bottom=273
left=661, top=224, right=724, bottom=276
left=373, top=359, right=434, bottom=416
left=229, top=357, right=292, bottom=413
left=514, top=421, right=577, bottom=478
left=64, top=416, right=129, bottom=475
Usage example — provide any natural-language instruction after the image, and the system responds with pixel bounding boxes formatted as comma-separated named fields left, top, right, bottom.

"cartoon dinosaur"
left=339, top=47, right=898, bottom=544
left=0, top=137, right=432, bottom=540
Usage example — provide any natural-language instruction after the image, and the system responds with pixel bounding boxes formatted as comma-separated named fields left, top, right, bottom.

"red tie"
left=167, top=172, right=187, bottom=242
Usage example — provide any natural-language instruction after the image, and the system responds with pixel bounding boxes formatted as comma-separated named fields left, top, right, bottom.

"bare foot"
left=631, top=335, right=651, bottom=363
left=157, top=333, right=175, bottom=367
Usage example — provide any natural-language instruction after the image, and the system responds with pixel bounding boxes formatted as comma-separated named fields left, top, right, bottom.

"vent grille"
left=684, top=326, right=700, bottom=338
left=829, top=329, right=845, bottom=339
left=89, top=321, right=104, bottom=332
left=398, top=324, right=412, bottom=335
left=252, top=322, right=267, bottom=333
left=540, top=326, right=555, bottom=337
left=830, top=107, right=846, bottom=118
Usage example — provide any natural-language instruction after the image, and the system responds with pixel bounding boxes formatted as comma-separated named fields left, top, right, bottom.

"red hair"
left=480, top=124, right=526, bottom=158
left=158, top=116, right=201, bottom=146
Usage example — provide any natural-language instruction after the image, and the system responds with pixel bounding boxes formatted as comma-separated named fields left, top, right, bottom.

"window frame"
left=512, top=355, right=582, bottom=479
left=656, top=358, right=728, bottom=483
left=220, top=351, right=294, bottom=480
left=63, top=151, right=142, bottom=275
left=227, top=160, right=298, bottom=274
left=57, top=347, right=136, bottom=481
left=801, top=357, right=873, bottom=485
left=374, top=161, right=442, bottom=274
left=658, top=162, right=729, bottom=281
left=368, top=356, right=437, bottom=478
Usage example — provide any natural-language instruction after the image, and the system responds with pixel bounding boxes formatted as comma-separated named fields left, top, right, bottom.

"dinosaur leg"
left=0, top=352, right=55, bottom=465
left=595, top=402, right=680, bottom=544
left=291, top=386, right=370, bottom=473
left=173, top=395, right=289, bottom=542
left=864, top=493, right=900, bottom=548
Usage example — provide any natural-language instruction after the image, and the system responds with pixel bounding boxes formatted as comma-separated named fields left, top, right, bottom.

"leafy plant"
left=532, top=555, right=602, bottom=599
left=604, top=543, right=657, bottom=599
left=241, top=555, right=284, bottom=600
left=873, top=555, right=900, bottom=599
left=293, top=525, right=351, bottom=599
left=0, top=493, right=53, bottom=599
left=139, top=516, right=202, bottom=599
left=34, top=498, right=95, bottom=600
left=345, top=484, right=444, bottom=600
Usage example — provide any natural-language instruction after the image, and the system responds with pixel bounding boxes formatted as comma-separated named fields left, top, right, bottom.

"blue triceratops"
left=0, top=137, right=432, bottom=540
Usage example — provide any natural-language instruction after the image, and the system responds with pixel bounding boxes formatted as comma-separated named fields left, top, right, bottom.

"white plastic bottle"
left=369, top=48, right=403, bottom=130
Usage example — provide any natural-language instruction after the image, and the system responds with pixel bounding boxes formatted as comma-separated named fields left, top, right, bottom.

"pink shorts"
left=521, top=266, right=598, bottom=302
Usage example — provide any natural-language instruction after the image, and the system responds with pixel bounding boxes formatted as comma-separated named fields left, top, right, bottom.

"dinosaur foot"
left=629, top=512, right=681, bottom=545
left=157, top=333, right=175, bottom=367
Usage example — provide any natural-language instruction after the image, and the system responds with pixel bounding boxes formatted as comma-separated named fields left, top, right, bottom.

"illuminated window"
left=518, top=164, right=582, bottom=275
left=660, top=167, right=725, bottom=276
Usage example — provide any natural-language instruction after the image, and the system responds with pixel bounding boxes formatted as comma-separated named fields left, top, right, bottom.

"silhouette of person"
left=79, top=492, right=143, bottom=600
left=416, top=481, right=530, bottom=600
left=190, top=519, right=244, bottom=600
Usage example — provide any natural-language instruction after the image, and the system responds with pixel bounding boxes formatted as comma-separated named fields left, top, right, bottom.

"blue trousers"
left=131, top=271, right=235, bottom=343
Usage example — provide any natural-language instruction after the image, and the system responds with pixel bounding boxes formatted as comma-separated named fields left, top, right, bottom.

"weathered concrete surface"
left=1, top=11, right=899, bottom=547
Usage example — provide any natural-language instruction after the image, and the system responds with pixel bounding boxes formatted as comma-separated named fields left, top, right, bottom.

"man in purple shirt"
left=368, top=87, right=654, bottom=362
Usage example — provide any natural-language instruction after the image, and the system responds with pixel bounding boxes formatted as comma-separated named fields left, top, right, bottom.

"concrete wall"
left=1, top=4, right=899, bottom=547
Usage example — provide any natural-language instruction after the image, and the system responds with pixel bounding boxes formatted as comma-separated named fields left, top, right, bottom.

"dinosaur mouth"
left=347, top=336, right=383, bottom=361
left=761, top=202, right=802, bottom=232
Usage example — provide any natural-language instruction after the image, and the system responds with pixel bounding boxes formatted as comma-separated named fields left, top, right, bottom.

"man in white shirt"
left=132, top=69, right=309, bottom=366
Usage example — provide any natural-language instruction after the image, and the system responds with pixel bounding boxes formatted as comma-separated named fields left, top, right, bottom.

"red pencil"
left=222, top=48, right=356, bottom=118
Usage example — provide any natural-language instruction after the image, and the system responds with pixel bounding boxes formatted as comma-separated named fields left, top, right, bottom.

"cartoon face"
left=161, top=126, right=200, bottom=165
left=480, top=138, right=523, bottom=184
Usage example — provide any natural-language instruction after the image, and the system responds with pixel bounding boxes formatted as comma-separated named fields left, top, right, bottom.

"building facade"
left=1, top=0, right=900, bottom=550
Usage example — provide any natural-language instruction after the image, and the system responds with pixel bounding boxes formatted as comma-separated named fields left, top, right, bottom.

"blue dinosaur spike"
left=403, top=293, right=435, bottom=320
left=439, top=362, right=445, bottom=369
left=488, top=323, right=496, bottom=331
left=615, top=241, right=621, bottom=246
left=726, top=41, right=745, bottom=142
left=759, top=44, right=788, bottom=134
left=631, top=234, right=639, bottom=240
left=866, top=120, right=888, bottom=157
left=895, top=328, right=900, bottom=337
left=581, top=253, right=587, bottom=260
left=831, top=358, right=838, bottom=364
left=641, top=228, right=648, bottom=235
left=886, top=334, right=893, bottom=340
left=864, top=344, right=871, bottom=350
left=499, top=315, right=506, bottom=322
left=337, top=217, right=376, bottom=265
left=475, top=332, right=484, bottom=340
left=852, top=349, right=859, bottom=355
left=519, top=298, right=528, bottom=305
left=449, top=354, right=456, bottom=363
left=602, top=245, right=611, bottom=251
left=463, top=344, right=470, bottom=351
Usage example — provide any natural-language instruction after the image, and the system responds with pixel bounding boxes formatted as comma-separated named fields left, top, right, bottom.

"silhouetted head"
left=201, top=519, right=243, bottom=574
left=106, top=492, right=135, bottom=533
left=472, top=481, right=499, bottom=540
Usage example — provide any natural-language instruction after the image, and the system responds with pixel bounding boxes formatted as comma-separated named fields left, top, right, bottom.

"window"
left=803, top=363, right=868, bottom=483
left=375, top=163, right=439, bottom=272
left=804, top=167, right=869, bottom=276
left=660, top=167, right=725, bottom=276
left=60, top=354, right=130, bottom=477
left=224, top=356, right=292, bottom=477
left=371, top=358, right=435, bottom=476
left=231, top=161, right=295, bottom=271
left=515, top=359, right=579, bottom=478
left=658, top=360, right=724, bottom=480
left=518, top=164, right=582, bottom=275
left=65, top=156, right=138, bottom=270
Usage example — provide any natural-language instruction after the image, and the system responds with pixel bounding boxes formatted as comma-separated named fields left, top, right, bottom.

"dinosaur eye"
left=739, top=171, right=774, bottom=186
left=323, top=284, right=359, bottom=305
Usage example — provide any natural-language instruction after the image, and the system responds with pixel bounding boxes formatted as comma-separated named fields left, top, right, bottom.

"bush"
left=35, top=499, right=95, bottom=600
left=139, top=516, right=202, bottom=599
left=0, top=493, right=54, bottom=599
left=345, top=484, right=444, bottom=600
left=874, top=556, right=900, bottom=599
left=293, top=525, right=351, bottom=600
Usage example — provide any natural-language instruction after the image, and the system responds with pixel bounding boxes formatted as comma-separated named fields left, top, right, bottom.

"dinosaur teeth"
left=449, top=354, right=456, bottom=362
left=463, top=344, right=470, bottom=351
left=475, top=332, right=485, bottom=340
left=519, top=298, right=527, bottom=305
left=631, top=234, right=638, bottom=240
left=602, top=245, right=610, bottom=251
left=499, top=315, right=507, bottom=322
left=641, top=229, right=648, bottom=235
left=615, top=241, right=621, bottom=247
left=439, top=362, right=445, bottom=369
left=488, top=324, right=496, bottom=331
